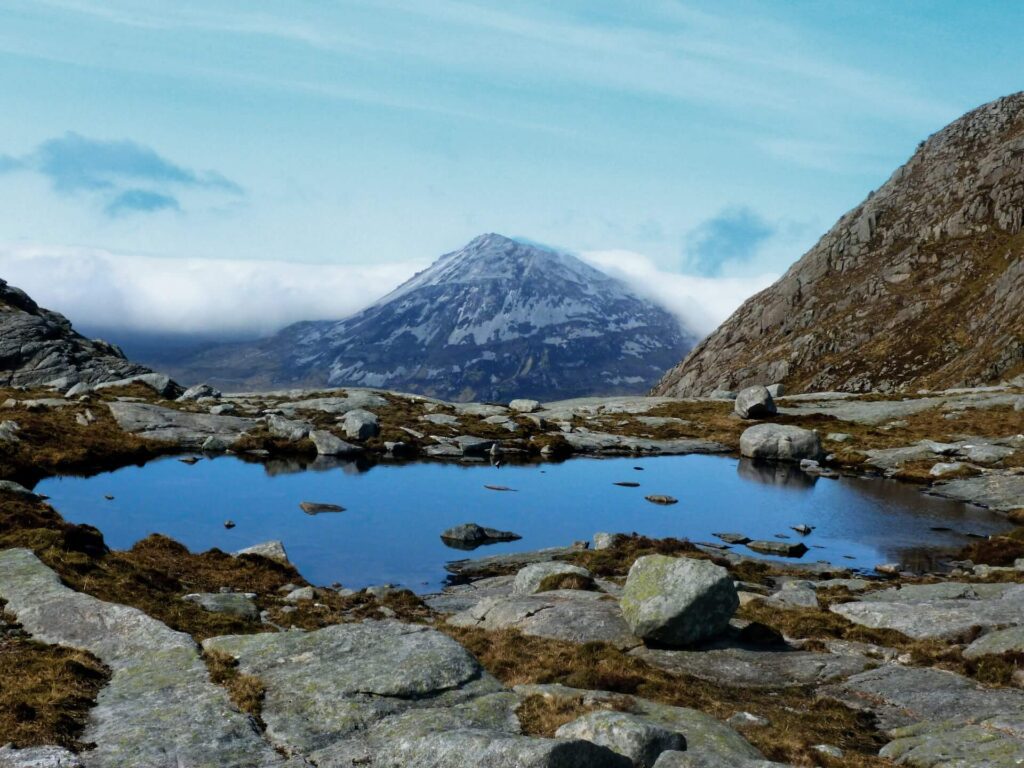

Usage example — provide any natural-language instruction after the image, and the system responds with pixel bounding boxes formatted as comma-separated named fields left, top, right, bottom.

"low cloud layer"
left=0, top=244, right=774, bottom=341
left=581, top=249, right=777, bottom=336
left=0, top=133, right=241, bottom=216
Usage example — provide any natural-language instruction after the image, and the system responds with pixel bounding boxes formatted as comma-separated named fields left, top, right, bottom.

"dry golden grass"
left=202, top=649, right=266, bottom=724
left=443, top=626, right=890, bottom=767
left=535, top=572, right=597, bottom=592
left=515, top=692, right=635, bottom=737
left=0, top=629, right=110, bottom=750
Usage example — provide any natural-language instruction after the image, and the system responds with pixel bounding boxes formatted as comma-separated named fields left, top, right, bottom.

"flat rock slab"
left=448, top=591, right=641, bottom=649
left=204, top=620, right=628, bottom=767
left=515, top=684, right=768, bottom=766
left=107, top=401, right=257, bottom=449
left=424, top=575, right=517, bottom=614
left=0, top=745, right=85, bottom=767
left=562, top=431, right=729, bottom=456
left=445, top=545, right=586, bottom=580
left=0, top=548, right=283, bottom=768
left=822, top=665, right=1024, bottom=766
left=831, top=582, right=1024, bottom=640
left=631, top=646, right=871, bottom=689
left=928, top=472, right=1024, bottom=512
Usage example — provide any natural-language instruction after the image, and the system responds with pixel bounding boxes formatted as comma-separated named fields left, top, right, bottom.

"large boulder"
left=733, top=386, right=777, bottom=419
left=620, top=556, right=738, bottom=647
left=266, top=414, right=312, bottom=441
left=739, top=424, right=823, bottom=463
left=341, top=408, right=380, bottom=440
left=512, top=562, right=592, bottom=595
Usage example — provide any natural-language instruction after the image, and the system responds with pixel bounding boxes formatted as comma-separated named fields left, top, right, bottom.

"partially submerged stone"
left=300, top=501, right=345, bottom=514
left=441, top=523, right=522, bottom=550
left=745, top=540, right=809, bottom=558
left=620, top=556, right=738, bottom=647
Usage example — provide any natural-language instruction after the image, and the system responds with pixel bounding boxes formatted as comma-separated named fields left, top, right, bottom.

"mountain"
left=0, top=279, right=153, bottom=389
left=173, top=234, right=696, bottom=400
left=654, top=92, right=1024, bottom=397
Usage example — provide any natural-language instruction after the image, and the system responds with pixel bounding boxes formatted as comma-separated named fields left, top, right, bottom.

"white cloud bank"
left=581, top=249, right=777, bottom=336
left=0, top=243, right=777, bottom=339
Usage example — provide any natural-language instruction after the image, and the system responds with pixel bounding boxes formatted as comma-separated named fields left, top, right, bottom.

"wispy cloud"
left=0, top=133, right=241, bottom=216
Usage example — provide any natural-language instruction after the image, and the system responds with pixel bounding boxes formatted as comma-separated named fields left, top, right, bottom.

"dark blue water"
left=36, top=454, right=1010, bottom=591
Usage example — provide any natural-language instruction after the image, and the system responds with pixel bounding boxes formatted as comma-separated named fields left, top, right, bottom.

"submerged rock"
left=300, top=501, right=346, bottom=515
left=620, top=555, right=738, bottom=647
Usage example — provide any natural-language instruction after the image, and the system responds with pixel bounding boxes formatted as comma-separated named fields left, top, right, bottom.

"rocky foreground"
left=0, top=377, right=1022, bottom=767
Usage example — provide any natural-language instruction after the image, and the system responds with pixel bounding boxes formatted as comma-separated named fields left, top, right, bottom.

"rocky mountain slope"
left=175, top=234, right=696, bottom=400
left=0, top=278, right=153, bottom=389
left=655, top=92, right=1024, bottom=397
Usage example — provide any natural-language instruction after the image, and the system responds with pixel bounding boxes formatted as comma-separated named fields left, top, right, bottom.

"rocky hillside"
left=0, top=279, right=153, bottom=389
left=655, top=92, right=1024, bottom=397
left=175, top=234, right=696, bottom=400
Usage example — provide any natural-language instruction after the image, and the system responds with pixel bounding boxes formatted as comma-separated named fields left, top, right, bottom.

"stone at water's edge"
left=739, top=424, right=824, bottom=463
left=106, top=401, right=257, bottom=450
left=341, top=408, right=380, bottom=440
left=620, top=555, right=738, bottom=647
left=733, top=386, right=777, bottom=420
left=234, top=539, right=290, bottom=564
left=309, top=429, right=361, bottom=456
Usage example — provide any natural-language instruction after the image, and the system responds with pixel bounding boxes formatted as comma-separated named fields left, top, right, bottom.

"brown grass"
left=958, top=528, right=1024, bottom=566
left=444, top=626, right=890, bottom=767
left=515, top=692, right=635, bottom=737
left=0, top=624, right=110, bottom=750
left=536, top=572, right=597, bottom=592
left=203, top=648, right=266, bottom=725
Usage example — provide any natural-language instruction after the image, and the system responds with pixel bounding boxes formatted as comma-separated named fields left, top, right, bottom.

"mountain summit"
left=177, top=234, right=695, bottom=400
left=655, top=92, right=1024, bottom=397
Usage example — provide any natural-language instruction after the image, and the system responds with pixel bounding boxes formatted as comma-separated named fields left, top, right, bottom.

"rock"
left=929, top=461, right=967, bottom=477
left=874, top=562, right=902, bottom=575
left=267, top=414, right=312, bottom=441
left=203, top=620, right=629, bottom=765
left=555, top=711, right=685, bottom=768
left=790, top=524, right=813, bottom=535
left=765, top=383, right=785, bottom=398
left=0, top=745, right=84, bottom=767
left=202, top=435, right=230, bottom=452
left=92, top=372, right=182, bottom=398
left=341, top=408, right=380, bottom=440
left=827, top=432, right=852, bottom=442
left=384, top=440, right=411, bottom=456
left=107, top=401, right=256, bottom=449
left=176, top=383, right=221, bottom=401
left=63, top=382, right=92, bottom=398
left=441, top=523, right=522, bottom=549
left=593, top=532, right=621, bottom=550
left=813, top=745, right=843, bottom=758
left=422, top=413, right=461, bottom=427
left=1016, top=396, right=1024, bottom=412
left=234, top=540, right=290, bottom=564
left=830, top=582, right=1024, bottom=640
left=964, top=626, right=1024, bottom=659
left=513, top=562, right=592, bottom=595
left=644, top=495, right=678, bottom=505
left=183, top=592, right=258, bottom=620
left=299, top=501, right=345, bottom=514
left=0, top=549, right=284, bottom=767
left=0, top=420, right=20, bottom=443
left=620, top=555, right=738, bottom=647
left=448, top=591, right=640, bottom=648
left=928, top=472, right=1024, bottom=512
left=309, top=429, right=360, bottom=456
left=209, top=403, right=237, bottom=416
left=425, top=442, right=463, bottom=458
left=734, top=386, right=777, bottom=419
left=284, top=586, right=317, bottom=602
left=632, top=646, right=871, bottom=690
left=745, top=540, right=809, bottom=557
left=445, top=544, right=588, bottom=580
left=223, top=519, right=235, bottom=529
left=739, top=424, right=823, bottom=462
left=727, top=712, right=769, bottom=728
left=509, top=399, right=542, bottom=413
left=764, top=585, right=818, bottom=610
left=708, top=389, right=737, bottom=400
left=455, top=435, right=497, bottom=456
left=713, top=532, right=750, bottom=545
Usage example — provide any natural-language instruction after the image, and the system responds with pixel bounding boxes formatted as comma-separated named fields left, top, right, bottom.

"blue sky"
left=0, top=0, right=1020, bottom=334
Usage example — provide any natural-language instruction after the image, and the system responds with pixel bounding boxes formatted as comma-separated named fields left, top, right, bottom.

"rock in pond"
left=300, top=501, right=346, bottom=515
left=512, top=562, right=593, bottom=595
left=620, top=555, right=738, bottom=647
left=440, top=522, right=522, bottom=550
left=555, top=711, right=685, bottom=768
left=739, top=424, right=823, bottom=463
left=745, top=540, right=809, bottom=558
left=734, top=386, right=777, bottom=420
left=644, top=495, right=678, bottom=505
